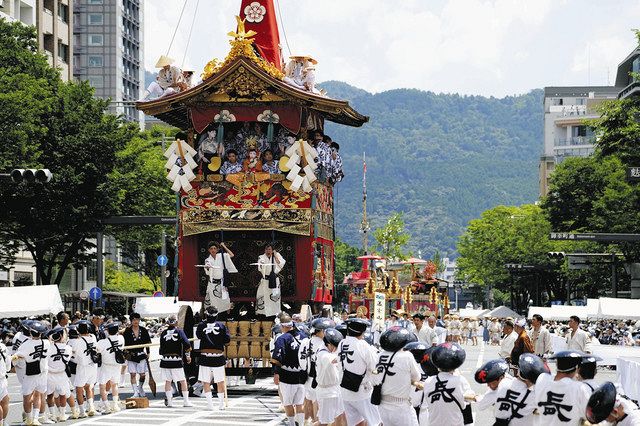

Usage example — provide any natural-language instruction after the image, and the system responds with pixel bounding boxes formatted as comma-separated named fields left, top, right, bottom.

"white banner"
left=374, top=292, right=386, bottom=329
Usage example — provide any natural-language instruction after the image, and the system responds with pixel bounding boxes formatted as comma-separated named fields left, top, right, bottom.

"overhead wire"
left=275, top=0, right=292, bottom=56
left=166, top=0, right=189, bottom=57
left=181, top=0, right=200, bottom=69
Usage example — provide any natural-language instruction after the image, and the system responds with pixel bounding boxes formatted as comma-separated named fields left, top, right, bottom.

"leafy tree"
left=104, top=260, right=156, bottom=294
left=456, top=204, right=567, bottom=309
left=0, top=19, right=174, bottom=286
left=373, top=212, right=410, bottom=260
left=334, top=238, right=362, bottom=283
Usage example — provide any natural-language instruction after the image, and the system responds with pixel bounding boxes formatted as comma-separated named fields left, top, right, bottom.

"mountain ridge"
left=321, top=81, right=543, bottom=258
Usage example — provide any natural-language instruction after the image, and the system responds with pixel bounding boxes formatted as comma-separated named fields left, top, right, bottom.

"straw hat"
left=155, top=55, right=175, bottom=68
left=290, top=55, right=318, bottom=65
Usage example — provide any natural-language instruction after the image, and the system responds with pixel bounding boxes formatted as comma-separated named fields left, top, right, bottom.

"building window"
left=88, top=0, right=104, bottom=3
left=86, top=260, right=98, bottom=282
left=88, top=13, right=104, bottom=25
left=575, top=98, right=585, bottom=105
left=88, top=55, right=103, bottom=67
left=572, top=126, right=587, bottom=138
left=13, top=271, right=34, bottom=286
left=57, top=41, right=69, bottom=63
left=58, top=3, right=69, bottom=23
left=88, top=34, right=104, bottom=46
left=88, top=76, right=104, bottom=88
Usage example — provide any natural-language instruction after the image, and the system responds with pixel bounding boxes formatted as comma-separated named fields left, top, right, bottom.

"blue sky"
left=145, top=0, right=640, bottom=97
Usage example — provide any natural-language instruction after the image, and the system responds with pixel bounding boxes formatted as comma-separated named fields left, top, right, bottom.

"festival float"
left=136, top=0, right=367, bottom=377
left=343, top=257, right=450, bottom=317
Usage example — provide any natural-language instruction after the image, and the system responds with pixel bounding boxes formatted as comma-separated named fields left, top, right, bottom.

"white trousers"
left=145, top=81, right=178, bottom=99
left=379, top=402, right=419, bottom=426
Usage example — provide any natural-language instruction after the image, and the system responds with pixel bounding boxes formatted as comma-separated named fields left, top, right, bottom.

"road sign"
left=157, top=255, right=168, bottom=267
left=153, top=291, right=164, bottom=297
left=89, top=287, right=102, bottom=301
left=79, top=290, right=89, bottom=301
left=550, top=232, right=640, bottom=242
left=627, top=167, right=640, bottom=181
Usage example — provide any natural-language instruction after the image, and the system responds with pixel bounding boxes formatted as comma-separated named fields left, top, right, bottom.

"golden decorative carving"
left=201, top=16, right=284, bottom=82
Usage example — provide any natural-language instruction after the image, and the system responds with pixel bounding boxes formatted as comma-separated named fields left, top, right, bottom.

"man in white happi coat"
left=203, top=241, right=237, bottom=314
left=140, top=55, right=185, bottom=100
left=256, top=243, right=286, bottom=318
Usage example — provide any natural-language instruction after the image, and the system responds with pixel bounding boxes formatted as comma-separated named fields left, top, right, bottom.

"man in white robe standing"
left=203, top=241, right=237, bottom=314
left=256, top=243, right=286, bottom=318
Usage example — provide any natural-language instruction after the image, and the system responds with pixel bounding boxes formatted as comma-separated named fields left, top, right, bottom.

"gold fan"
left=279, top=155, right=291, bottom=172
left=207, top=156, right=222, bottom=172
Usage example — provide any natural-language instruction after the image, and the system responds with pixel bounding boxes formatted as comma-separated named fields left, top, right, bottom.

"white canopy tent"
left=528, top=298, right=640, bottom=321
left=458, top=308, right=490, bottom=318
left=598, top=297, right=640, bottom=320
left=487, top=305, right=519, bottom=319
left=0, top=285, right=64, bottom=317
left=134, top=297, right=201, bottom=318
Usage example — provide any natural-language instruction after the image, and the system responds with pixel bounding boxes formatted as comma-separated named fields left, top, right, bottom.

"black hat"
left=68, top=324, right=79, bottom=339
left=205, top=306, right=218, bottom=320
left=420, top=346, right=439, bottom=376
left=105, top=321, right=121, bottom=332
left=475, top=359, right=509, bottom=384
left=311, top=318, right=335, bottom=333
left=404, top=341, right=430, bottom=364
left=29, top=320, right=49, bottom=336
left=323, top=328, right=343, bottom=347
left=48, top=326, right=64, bottom=341
left=518, top=353, right=550, bottom=384
left=20, top=319, right=33, bottom=333
left=586, top=382, right=616, bottom=424
left=432, top=342, right=466, bottom=371
left=335, top=323, right=347, bottom=338
left=550, top=350, right=584, bottom=372
left=379, top=326, right=417, bottom=352
left=345, top=318, right=369, bottom=336
left=578, top=354, right=602, bottom=380
left=76, top=319, right=91, bottom=334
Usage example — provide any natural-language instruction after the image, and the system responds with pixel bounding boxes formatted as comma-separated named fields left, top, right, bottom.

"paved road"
left=3, top=341, right=618, bottom=425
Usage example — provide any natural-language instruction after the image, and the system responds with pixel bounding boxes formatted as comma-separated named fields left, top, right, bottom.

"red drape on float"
left=239, top=0, right=282, bottom=70
left=190, top=105, right=302, bottom=134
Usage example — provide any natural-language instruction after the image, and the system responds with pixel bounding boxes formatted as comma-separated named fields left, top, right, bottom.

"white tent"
left=598, top=297, right=640, bottom=320
left=0, top=285, right=64, bottom=317
left=458, top=308, right=490, bottom=318
left=487, top=305, right=519, bottom=319
left=134, top=297, right=202, bottom=317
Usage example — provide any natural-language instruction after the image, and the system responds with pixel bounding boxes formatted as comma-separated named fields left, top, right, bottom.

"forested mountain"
left=322, top=82, right=543, bottom=258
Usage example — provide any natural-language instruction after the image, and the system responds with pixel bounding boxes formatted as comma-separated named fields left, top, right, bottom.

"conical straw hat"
left=155, top=55, right=175, bottom=68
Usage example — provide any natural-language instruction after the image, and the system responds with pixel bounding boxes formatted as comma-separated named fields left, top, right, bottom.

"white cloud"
left=144, top=0, right=640, bottom=96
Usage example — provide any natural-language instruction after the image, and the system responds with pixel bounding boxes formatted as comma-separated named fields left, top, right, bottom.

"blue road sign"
left=153, top=291, right=164, bottom=297
left=89, top=287, right=102, bottom=301
left=157, top=255, right=168, bottom=267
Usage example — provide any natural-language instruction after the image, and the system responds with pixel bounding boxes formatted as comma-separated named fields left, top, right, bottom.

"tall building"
left=1, top=0, right=73, bottom=81
left=73, top=0, right=144, bottom=124
left=616, top=46, right=640, bottom=99
left=539, top=86, right=619, bottom=197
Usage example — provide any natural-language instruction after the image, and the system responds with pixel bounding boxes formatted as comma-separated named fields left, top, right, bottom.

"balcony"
left=619, top=81, right=640, bottom=99
left=554, top=136, right=596, bottom=147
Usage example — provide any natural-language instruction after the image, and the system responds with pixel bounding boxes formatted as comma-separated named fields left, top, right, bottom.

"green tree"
left=0, top=19, right=175, bottom=286
left=104, top=260, right=156, bottom=294
left=373, top=212, right=410, bottom=260
left=334, top=238, right=362, bottom=283
left=456, top=204, right=565, bottom=309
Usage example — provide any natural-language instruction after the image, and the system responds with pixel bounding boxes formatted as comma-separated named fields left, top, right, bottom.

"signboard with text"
left=627, top=167, right=640, bottom=181
left=373, top=292, right=386, bottom=330
left=550, top=232, right=640, bottom=242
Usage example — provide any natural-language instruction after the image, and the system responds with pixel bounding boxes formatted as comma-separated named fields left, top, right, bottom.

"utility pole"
left=359, top=152, right=370, bottom=254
